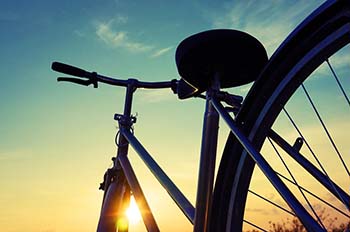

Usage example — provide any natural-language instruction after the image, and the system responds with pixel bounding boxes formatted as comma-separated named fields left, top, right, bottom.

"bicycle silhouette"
left=52, top=0, right=349, bottom=231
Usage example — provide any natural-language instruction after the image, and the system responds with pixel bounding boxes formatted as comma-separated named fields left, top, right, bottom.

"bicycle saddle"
left=175, top=29, right=268, bottom=98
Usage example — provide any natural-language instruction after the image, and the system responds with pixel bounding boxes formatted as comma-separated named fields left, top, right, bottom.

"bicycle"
left=52, top=0, right=349, bottom=231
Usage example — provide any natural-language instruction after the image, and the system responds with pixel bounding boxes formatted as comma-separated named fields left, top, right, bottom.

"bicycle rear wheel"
left=211, top=0, right=350, bottom=231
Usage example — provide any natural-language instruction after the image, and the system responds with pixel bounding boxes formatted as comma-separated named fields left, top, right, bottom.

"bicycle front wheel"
left=211, top=0, right=350, bottom=231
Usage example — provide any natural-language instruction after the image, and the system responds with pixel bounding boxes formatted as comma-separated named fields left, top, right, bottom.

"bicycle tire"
left=210, top=0, right=350, bottom=231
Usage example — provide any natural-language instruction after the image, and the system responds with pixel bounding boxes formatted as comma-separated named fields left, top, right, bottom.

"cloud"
left=136, top=88, right=175, bottom=103
left=328, top=45, right=350, bottom=71
left=297, top=38, right=350, bottom=80
left=150, top=46, right=173, bottom=58
left=95, top=16, right=175, bottom=57
left=95, top=21, right=153, bottom=52
left=210, top=1, right=321, bottom=55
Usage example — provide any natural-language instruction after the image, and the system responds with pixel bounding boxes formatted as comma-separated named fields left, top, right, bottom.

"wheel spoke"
left=210, top=1, right=350, bottom=230
left=248, top=189, right=295, bottom=216
left=276, top=172, right=350, bottom=218
left=269, top=129, right=350, bottom=208
left=301, top=84, right=350, bottom=176
left=268, top=137, right=326, bottom=229
left=212, top=98, right=325, bottom=231
left=244, top=220, right=268, bottom=232
left=326, top=59, right=350, bottom=107
left=282, top=108, right=329, bottom=178
left=282, top=107, right=350, bottom=206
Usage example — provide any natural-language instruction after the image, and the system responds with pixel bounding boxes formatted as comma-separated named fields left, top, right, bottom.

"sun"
left=126, top=196, right=142, bottom=225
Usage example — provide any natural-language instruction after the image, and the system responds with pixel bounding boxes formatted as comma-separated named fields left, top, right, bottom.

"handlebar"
left=51, top=62, right=243, bottom=103
left=52, top=62, right=89, bottom=78
left=51, top=61, right=177, bottom=91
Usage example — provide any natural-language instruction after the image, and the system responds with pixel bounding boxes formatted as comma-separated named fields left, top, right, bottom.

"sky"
left=1, top=0, right=349, bottom=232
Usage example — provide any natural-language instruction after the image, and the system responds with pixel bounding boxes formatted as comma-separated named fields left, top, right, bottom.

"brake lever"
left=57, top=77, right=98, bottom=88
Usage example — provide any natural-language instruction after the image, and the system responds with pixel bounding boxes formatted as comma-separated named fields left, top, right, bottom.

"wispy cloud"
left=95, top=21, right=153, bottom=52
left=210, top=1, right=320, bottom=55
left=328, top=44, right=350, bottom=70
left=150, top=46, right=173, bottom=58
left=136, top=88, right=175, bottom=103
left=301, top=44, right=350, bottom=81
left=95, top=16, right=174, bottom=56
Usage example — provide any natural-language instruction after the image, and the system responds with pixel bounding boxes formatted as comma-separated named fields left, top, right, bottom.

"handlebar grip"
left=52, top=62, right=88, bottom=78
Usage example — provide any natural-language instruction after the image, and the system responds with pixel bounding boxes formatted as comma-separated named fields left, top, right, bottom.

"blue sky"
left=2, top=0, right=349, bottom=231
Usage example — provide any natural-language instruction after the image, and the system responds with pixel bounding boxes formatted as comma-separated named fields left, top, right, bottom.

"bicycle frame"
left=97, top=77, right=222, bottom=232
left=51, top=62, right=325, bottom=231
left=53, top=1, right=350, bottom=228
left=96, top=71, right=324, bottom=231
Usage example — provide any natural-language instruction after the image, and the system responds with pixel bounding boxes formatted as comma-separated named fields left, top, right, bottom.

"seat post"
left=194, top=73, right=220, bottom=232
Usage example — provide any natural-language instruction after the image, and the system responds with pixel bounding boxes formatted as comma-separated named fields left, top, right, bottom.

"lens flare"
left=126, top=196, right=142, bottom=225
left=116, top=216, right=128, bottom=231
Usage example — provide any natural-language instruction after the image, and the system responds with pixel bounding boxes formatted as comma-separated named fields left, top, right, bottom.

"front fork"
left=97, top=165, right=130, bottom=232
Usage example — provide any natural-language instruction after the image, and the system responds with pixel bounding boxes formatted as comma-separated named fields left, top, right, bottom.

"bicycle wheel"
left=211, top=0, right=350, bottom=231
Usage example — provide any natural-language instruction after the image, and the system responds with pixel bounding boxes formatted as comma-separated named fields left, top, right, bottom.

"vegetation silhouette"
left=247, top=208, right=350, bottom=232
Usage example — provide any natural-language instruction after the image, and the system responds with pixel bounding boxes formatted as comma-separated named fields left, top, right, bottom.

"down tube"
left=121, top=128, right=195, bottom=223
left=118, top=155, right=160, bottom=232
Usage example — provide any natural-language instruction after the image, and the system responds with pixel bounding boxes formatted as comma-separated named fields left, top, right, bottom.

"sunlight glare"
left=126, top=196, right=142, bottom=225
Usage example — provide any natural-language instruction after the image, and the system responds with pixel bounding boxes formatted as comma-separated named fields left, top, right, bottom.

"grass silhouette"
left=247, top=208, right=350, bottom=232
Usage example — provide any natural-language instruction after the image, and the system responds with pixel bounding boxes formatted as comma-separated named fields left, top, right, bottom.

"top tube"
left=52, top=61, right=176, bottom=90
